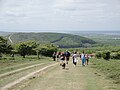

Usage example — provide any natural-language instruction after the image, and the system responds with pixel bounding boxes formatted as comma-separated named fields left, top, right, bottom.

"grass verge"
left=90, top=58, right=120, bottom=84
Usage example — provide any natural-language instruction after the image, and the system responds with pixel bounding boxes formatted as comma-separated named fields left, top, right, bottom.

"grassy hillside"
left=8, top=32, right=96, bottom=48
left=91, top=58, right=120, bottom=84
left=68, top=31, right=120, bottom=46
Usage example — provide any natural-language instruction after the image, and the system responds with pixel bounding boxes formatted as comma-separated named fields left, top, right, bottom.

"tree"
left=5, top=44, right=13, bottom=54
left=95, top=52, right=102, bottom=59
left=102, top=51, right=111, bottom=60
left=0, top=36, right=7, bottom=53
left=16, top=43, right=28, bottom=58
left=0, top=36, right=13, bottom=58
left=35, top=44, right=58, bottom=57
left=16, top=41, right=58, bottom=58
left=25, top=41, right=38, bottom=55
left=16, top=41, right=38, bottom=58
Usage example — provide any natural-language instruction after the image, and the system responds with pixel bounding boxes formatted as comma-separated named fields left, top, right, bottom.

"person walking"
left=72, top=52, right=78, bottom=66
left=52, top=52, right=56, bottom=61
left=60, top=52, right=66, bottom=69
left=64, top=50, right=71, bottom=64
left=56, top=52, right=61, bottom=61
left=86, top=54, right=89, bottom=65
left=81, top=51, right=86, bottom=66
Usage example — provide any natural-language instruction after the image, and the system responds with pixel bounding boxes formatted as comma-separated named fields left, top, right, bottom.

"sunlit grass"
left=90, top=58, right=120, bottom=84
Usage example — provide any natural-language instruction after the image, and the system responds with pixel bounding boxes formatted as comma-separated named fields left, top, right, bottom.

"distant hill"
left=8, top=32, right=96, bottom=48
left=0, top=31, right=12, bottom=36
left=67, top=31, right=120, bottom=46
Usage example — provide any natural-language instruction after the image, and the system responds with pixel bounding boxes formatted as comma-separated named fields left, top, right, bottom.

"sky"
left=0, top=0, right=120, bottom=32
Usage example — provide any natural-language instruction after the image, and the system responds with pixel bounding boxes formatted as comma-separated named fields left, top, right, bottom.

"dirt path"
left=0, top=63, right=44, bottom=78
left=8, top=33, right=13, bottom=43
left=0, top=63, right=58, bottom=90
left=7, top=61, right=117, bottom=90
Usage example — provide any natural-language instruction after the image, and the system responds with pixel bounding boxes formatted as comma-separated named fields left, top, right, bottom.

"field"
left=0, top=55, right=120, bottom=90
left=68, top=31, right=120, bottom=46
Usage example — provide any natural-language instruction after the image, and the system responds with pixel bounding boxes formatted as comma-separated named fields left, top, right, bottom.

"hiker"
left=72, top=52, right=78, bottom=66
left=64, top=50, right=71, bottom=64
left=56, top=52, right=61, bottom=61
left=81, top=51, right=86, bottom=66
left=52, top=52, right=56, bottom=61
left=60, top=52, right=66, bottom=69
left=86, top=54, right=89, bottom=65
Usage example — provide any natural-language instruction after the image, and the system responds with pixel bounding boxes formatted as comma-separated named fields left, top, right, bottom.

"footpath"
left=8, top=60, right=117, bottom=90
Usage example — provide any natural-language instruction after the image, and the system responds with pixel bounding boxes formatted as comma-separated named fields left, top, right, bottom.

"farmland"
left=68, top=31, right=120, bottom=46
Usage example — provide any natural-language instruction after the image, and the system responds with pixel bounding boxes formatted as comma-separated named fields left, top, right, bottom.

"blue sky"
left=0, top=0, right=120, bottom=32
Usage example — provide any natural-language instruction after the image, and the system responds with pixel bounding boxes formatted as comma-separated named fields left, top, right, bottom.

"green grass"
left=11, top=60, right=116, bottom=90
left=0, top=55, right=53, bottom=74
left=90, top=58, right=120, bottom=84
left=88, top=34, right=120, bottom=46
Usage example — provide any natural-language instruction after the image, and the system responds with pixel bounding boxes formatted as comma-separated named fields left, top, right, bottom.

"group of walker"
left=52, top=50, right=90, bottom=69
left=72, top=51, right=90, bottom=67
left=52, top=50, right=71, bottom=69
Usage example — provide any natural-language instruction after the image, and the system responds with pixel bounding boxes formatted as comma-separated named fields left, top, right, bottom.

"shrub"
left=36, top=44, right=58, bottom=57
left=95, top=52, right=102, bottom=59
left=111, top=52, right=120, bottom=59
left=102, top=51, right=110, bottom=60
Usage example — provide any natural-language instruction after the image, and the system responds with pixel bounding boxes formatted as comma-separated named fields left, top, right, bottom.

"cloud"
left=0, top=0, right=120, bottom=32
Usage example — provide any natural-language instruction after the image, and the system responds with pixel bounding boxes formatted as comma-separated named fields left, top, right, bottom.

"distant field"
left=68, top=31, right=120, bottom=46
left=1, top=31, right=120, bottom=46
left=0, top=31, right=12, bottom=36
left=86, top=34, right=120, bottom=46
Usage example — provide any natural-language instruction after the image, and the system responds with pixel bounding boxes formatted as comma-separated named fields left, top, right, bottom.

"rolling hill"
left=0, top=31, right=12, bottom=36
left=67, top=31, right=120, bottom=46
left=7, top=32, right=96, bottom=48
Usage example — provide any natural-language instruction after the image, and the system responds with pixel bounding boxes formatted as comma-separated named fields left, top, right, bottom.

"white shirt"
left=81, top=54, right=85, bottom=59
left=73, top=54, right=78, bottom=62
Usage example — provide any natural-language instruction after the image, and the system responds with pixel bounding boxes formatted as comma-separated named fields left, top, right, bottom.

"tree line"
left=0, top=36, right=58, bottom=59
left=1, top=35, right=120, bottom=60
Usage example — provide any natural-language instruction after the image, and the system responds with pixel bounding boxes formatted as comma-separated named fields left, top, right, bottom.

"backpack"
left=65, top=51, right=70, bottom=57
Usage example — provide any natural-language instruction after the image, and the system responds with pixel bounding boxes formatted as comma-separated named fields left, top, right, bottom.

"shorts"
left=61, top=58, right=65, bottom=61
left=66, top=57, right=70, bottom=61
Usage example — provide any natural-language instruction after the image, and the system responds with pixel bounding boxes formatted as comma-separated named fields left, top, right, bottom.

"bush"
left=111, top=52, right=120, bottom=59
left=37, top=44, right=58, bottom=57
left=95, top=52, right=102, bottom=59
left=102, top=51, right=110, bottom=60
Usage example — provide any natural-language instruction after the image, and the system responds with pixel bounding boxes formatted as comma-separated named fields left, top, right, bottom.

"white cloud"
left=0, top=0, right=120, bottom=32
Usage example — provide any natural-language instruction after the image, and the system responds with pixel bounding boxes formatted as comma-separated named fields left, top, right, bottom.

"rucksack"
left=65, top=51, right=70, bottom=57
